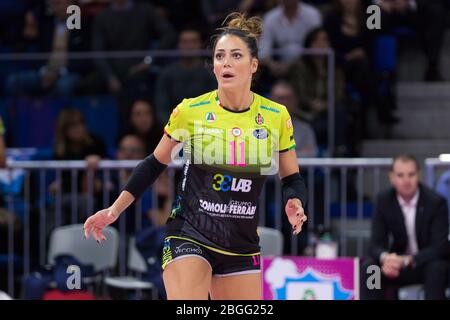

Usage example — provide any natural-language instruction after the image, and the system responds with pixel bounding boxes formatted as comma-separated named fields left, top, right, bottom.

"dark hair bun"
left=223, top=12, right=263, bottom=39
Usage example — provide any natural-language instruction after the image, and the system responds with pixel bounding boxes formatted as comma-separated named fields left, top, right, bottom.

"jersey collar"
left=214, top=91, right=255, bottom=113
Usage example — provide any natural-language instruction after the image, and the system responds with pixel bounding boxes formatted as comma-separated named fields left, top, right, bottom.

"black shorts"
left=162, top=236, right=261, bottom=276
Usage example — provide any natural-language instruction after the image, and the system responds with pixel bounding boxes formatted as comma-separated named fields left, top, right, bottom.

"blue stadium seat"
left=6, top=95, right=119, bottom=149
left=9, top=97, right=64, bottom=148
left=373, top=35, right=397, bottom=72
left=330, top=202, right=374, bottom=219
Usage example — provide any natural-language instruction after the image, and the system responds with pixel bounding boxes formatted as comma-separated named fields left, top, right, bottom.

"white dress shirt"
left=259, top=2, right=322, bottom=62
left=397, top=191, right=420, bottom=255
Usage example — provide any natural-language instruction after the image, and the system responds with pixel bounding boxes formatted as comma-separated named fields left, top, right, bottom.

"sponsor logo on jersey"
left=205, top=112, right=216, bottom=123
left=253, top=128, right=268, bottom=139
left=197, top=127, right=223, bottom=134
left=255, top=113, right=264, bottom=125
left=231, top=127, right=242, bottom=137
left=174, top=242, right=203, bottom=255
left=190, top=101, right=210, bottom=107
left=212, top=173, right=252, bottom=192
left=199, top=199, right=257, bottom=217
left=286, top=118, right=292, bottom=129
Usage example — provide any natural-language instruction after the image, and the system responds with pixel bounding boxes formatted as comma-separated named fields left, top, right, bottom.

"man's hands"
left=381, top=253, right=414, bottom=278
left=285, top=198, right=307, bottom=235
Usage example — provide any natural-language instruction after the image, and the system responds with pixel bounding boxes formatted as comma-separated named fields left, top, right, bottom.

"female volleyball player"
left=84, top=13, right=307, bottom=300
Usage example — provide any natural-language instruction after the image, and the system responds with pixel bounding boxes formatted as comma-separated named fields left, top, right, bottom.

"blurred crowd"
left=0, top=0, right=448, bottom=159
left=1, top=0, right=450, bottom=299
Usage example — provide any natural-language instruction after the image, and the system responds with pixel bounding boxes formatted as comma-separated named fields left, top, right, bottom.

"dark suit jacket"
left=39, top=16, right=93, bottom=73
left=370, top=183, right=449, bottom=267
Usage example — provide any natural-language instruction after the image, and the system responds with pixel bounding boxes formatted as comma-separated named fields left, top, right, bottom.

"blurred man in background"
left=361, top=154, right=449, bottom=300
left=260, top=0, right=322, bottom=77
left=270, top=81, right=318, bottom=158
left=6, top=0, right=90, bottom=96
left=91, top=0, right=176, bottom=95
left=154, top=29, right=216, bottom=123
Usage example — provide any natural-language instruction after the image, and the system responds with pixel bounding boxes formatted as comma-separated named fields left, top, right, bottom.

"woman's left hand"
left=285, top=198, right=307, bottom=235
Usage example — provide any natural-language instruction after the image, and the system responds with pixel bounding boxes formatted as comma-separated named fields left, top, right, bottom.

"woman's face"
left=131, top=101, right=154, bottom=134
left=66, top=117, right=87, bottom=142
left=310, top=31, right=330, bottom=49
left=213, top=35, right=258, bottom=91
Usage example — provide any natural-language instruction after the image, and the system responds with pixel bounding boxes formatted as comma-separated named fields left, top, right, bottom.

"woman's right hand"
left=83, top=207, right=119, bottom=242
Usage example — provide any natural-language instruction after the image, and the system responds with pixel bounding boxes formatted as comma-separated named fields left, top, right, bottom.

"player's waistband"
left=164, top=236, right=260, bottom=257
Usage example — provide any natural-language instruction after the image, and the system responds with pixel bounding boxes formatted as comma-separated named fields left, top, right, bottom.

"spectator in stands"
left=269, top=81, right=317, bottom=255
left=110, top=134, right=153, bottom=234
left=270, top=81, right=318, bottom=158
left=436, top=169, right=450, bottom=221
left=114, top=134, right=149, bottom=192
left=200, top=0, right=255, bottom=31
left=259, top=0, right=322, bottom=78
left=361, top=154, right=450, bottom=300
left=115, top=135, right=171, bottom=218
left=53, top=108, right=106, bottom=165
left=231, top=0, right=279, bottom=17
left=376, top=0, right=448, bottom=81
left=324, top=0, right=370, bottom=65
left=154, top=28, right=216, bottom=123
left=5, top=0, right=91, bottom=96
left=91, top=0, right=176, bottom=95
left=49, top=108, right=106, bottom=223
left=0, top=0, right=30, bottom=51
left=123, top=98, right=164, bottom=155
left=134, top=167, right=172, bottom=300
left=109, top=133, right=170, bottom=296
left=287, top=27, right=351, bottom=155
left=0, top=115, right=8, bottom=214
left=151, top=0, right=208, bottom=33
left=288, top=28, right=345, bottom=121
left=324, top=0, right=398, bottom=132
left=146, top=169, right=171, bottom=229
left=0, top=115, right=24, bottom=291
left=0, top=117, right=6, bottom=168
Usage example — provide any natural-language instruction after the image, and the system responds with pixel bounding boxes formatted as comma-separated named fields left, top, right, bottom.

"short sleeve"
left=163, top=100, right=189, bottom=142
left=278, top=107, right=296, bottom=152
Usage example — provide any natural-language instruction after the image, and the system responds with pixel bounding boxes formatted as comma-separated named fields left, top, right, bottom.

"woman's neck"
left=217, top=88, right=253, bottom=111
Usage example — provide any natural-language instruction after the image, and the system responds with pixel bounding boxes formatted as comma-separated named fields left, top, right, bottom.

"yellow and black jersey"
left=164, top=90, right=296, bottom=254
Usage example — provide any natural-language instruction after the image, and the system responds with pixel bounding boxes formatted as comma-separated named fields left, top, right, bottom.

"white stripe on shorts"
left=164, top=254, right=212, bottom=271
left=213, top=269, right=261, bottom=277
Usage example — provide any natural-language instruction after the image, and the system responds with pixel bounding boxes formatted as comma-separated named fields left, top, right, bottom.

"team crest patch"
left=253, top=128, right=268, bottom=139
left=255, top=113, right=264, bottom=125
left=205, top=112, right=216, bottom=123
left=232, top=127, right=242, bottom=137
left=286, top=118, right=292, bottom=129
